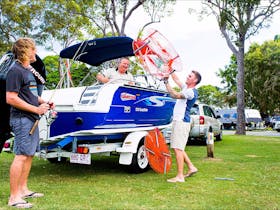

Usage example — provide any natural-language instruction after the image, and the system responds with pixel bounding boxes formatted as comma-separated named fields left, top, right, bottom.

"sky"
left=124, top=1, right=280, bottom=88
left=38, top=1, right=280, bottom=88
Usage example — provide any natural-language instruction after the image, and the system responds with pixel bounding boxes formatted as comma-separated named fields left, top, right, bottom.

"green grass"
left=1, top=135, right=279, bottom=210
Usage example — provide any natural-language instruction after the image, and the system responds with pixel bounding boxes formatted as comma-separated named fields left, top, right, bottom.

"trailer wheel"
left=129, top=139, right=149, bottom=173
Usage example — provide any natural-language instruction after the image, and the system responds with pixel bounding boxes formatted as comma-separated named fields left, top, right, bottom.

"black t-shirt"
left=6, top=62, right=39, bottom=121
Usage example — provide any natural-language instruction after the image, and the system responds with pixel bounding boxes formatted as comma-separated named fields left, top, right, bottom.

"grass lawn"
left=0, top=135, right=279, bottom=210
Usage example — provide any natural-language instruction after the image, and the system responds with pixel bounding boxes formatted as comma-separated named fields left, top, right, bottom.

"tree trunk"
left=235, top=43, right=246, bottom=135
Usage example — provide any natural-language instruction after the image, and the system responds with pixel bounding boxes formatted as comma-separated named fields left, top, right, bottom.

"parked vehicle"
left=189, top=103, right=223, bottom=142
left=270, top=116, right=280, bottom=129
left=272, top=116, right=280, bottom=132
left=216, top=108, right=263, bottom=130
left=263, top=116, right=272, bottom=127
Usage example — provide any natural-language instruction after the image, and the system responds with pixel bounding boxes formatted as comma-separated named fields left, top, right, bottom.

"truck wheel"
left=129, top=139, right=149, bottom=173
left=215, top=132, right=223, bottom=141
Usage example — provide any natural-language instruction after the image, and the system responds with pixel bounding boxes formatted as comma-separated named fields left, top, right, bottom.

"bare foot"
left=167, top=176, right=185, bottom=183
left=184, top=168, right=198, bottom=178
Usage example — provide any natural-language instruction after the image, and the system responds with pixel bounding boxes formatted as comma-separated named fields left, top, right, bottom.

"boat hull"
left=41, top=84, right=175, bottom=139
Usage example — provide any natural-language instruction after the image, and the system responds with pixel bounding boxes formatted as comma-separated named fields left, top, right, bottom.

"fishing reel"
left=45, top=109, right=58, bottom=126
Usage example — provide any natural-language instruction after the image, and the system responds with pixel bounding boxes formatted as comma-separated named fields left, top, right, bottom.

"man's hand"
left=163, top=75, right=169, bottom=84
left=37, top=103, right=50, bottom=115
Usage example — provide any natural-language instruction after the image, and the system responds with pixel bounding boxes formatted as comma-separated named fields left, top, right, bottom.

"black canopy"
left=59, top=36, right=135, bottom=66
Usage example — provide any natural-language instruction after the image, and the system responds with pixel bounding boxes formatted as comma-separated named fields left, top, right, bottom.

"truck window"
left=190, top=105, right=199, bottom=115
left=203, top=106, right=214, bottom=118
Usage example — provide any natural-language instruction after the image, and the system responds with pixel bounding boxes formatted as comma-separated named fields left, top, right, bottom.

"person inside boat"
left=96, top=57, right=134, bottom=85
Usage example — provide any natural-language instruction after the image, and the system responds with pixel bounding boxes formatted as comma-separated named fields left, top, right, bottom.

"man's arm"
left=164, top=81, right=185, bottom=99
left=171, top=72, right=183, bottom=89
left=96, top=73, right=110, bottom=83
left=6, top=92, right=49, bottom=115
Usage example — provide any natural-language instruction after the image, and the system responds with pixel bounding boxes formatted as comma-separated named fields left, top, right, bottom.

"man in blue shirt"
left=164, top=70, right=201, bottom=183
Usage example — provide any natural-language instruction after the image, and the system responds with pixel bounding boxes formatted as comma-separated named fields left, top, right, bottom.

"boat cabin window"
left=79, top=85, right=103, bottom=105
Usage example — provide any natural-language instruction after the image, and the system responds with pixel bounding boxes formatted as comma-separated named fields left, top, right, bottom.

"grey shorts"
left=170, top=120, right=191, bottom=150
left=10, top=115, right=40, bottom=156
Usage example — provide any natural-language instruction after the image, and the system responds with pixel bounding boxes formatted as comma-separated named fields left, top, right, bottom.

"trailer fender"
left=117, top=131, right=148, bottom=165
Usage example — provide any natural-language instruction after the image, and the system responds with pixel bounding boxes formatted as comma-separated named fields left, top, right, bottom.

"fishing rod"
left=29, top=41, right=88, bottom=135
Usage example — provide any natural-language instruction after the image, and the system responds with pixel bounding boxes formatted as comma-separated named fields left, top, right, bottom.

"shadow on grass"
left=187, top=139, right=206, bottom=146
left=30, top=155, right=141, bottom=178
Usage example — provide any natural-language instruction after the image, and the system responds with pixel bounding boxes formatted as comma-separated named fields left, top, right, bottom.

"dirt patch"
left=245, top=154, right=261, bottom=158
left=203, top=157, right=223, bottom=161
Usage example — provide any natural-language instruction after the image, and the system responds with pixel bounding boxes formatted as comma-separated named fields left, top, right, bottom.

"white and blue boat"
left=37, top=36, right=176, bottom=173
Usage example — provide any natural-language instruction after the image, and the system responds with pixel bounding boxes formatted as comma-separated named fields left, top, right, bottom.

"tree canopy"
left=0, top=0, right=45, bottom=54
left=245, top=40, right=280, bottom=116
left=197, top=85, right=225, bottom=108
left=203, top=0, right=280, bottom=134
left=217, top=39, right=280, bottom=116
left=0, top=0, right=176, bottom=88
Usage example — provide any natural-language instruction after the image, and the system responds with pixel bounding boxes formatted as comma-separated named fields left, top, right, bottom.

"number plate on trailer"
left=70, top=153, right=91, bottom=165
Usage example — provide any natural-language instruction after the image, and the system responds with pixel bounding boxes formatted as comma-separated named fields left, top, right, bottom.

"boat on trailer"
left=29, top=37, right=177, bottom=173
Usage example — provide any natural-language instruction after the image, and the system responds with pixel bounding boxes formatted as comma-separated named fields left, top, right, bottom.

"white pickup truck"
left=189, top=103, right=223, bottom=142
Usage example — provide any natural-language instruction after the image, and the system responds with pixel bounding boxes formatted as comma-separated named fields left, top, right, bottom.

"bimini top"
left=59, top=36, right=135, bottom=66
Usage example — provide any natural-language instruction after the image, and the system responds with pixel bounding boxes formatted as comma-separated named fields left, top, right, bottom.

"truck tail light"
left=199, top=116, right=205, bottom=125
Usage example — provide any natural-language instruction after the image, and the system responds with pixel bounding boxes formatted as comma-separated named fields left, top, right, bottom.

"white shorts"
left=170, top=120, right=191, bottom=150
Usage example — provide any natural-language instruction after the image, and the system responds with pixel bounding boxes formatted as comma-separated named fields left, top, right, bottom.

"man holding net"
left=164, top=70, right=201, bottom=183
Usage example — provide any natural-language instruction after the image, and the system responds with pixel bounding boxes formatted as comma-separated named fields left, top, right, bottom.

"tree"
left=141, top=0, right=175, bottom=33
left=43, top=55, right=61, bottom=89
left=203, top=0, right=280, bottom=135
left=0, top=0, right=45, bottom=54
left=75, top=0, right=176, bottom=37
left=216, top=55, right=237, bottom=107
left=217, top=39, right=280, bottom=117
left=244, top=40, right=280, bottom=116
left=40, top=0, right=175, bottom=44
left=43, top=55, right=95, bottom=89
left=197, top=85, right=225, bottom=108
left=38, top=0, right=176, bottom=87
left=1, top=1, right=176, bottom=88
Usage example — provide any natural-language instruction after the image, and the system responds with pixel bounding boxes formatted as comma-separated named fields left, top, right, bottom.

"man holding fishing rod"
left=6, top=37, right=54, bottom=208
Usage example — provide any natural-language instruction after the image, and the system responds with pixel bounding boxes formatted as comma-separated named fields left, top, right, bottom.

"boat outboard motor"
left=0, top=52, right=46, bottom=152
left=31, top=54, right=47, bottom=96
left=0, top=52, right=14, bottom=152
